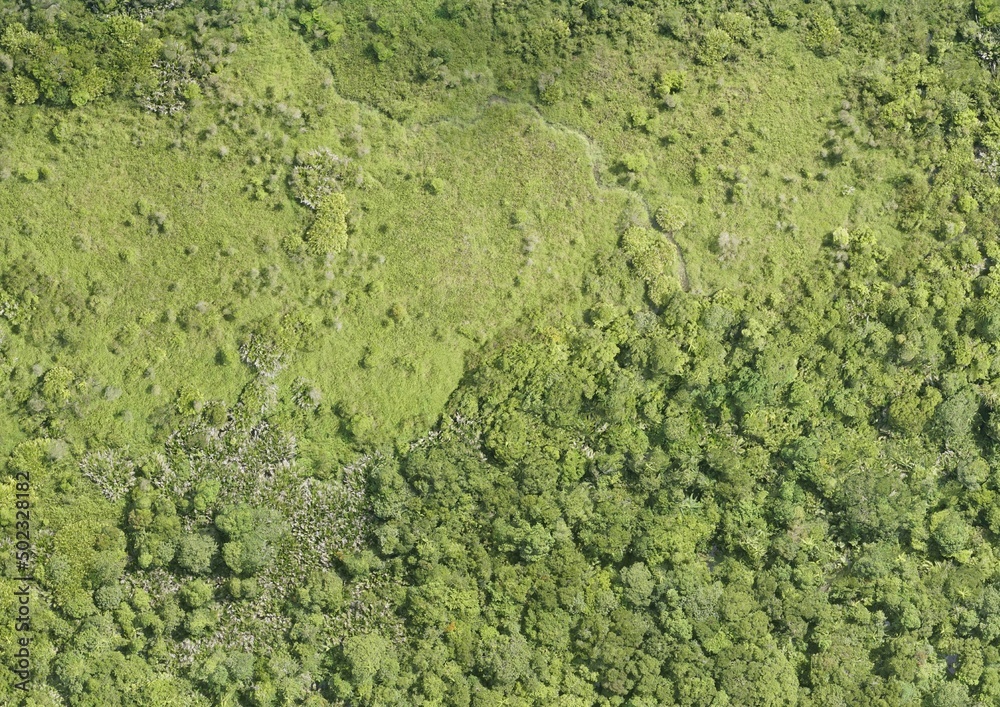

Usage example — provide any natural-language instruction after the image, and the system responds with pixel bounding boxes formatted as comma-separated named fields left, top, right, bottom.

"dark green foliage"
left=7, top=0, right=1000, bottom=704
left=215, top=504, right=287, bottom=576
left=176, top=532, right=217, bottom=575
left=698, top=28, right=734, bottom=65
left=0, top=6, right=160, bottom=107
left=803, top=7, right=842, bottom=57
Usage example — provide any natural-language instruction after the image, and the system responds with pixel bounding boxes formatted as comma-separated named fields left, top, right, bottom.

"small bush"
left=654, top=69, right=686, bottom=98
left=803, top=10, right=842, bottom=56
left=289, top=148, right=355, bottom=209
left=538, top=79, right=564, bottom=105
left=388, top=303, right=408, bottom=323
left=831, top=227, right=851, bottom=249
left=621, top=226, right=677, bottom=306
left=305, top=192, right=350, bottom=255
left=371, top=39, right=395, bottom=62
left=619, top=152, right=649, bottom=174
left=10, top=75, right=38, bottom=105
left=627, top=104, right=650, bottom=129
left=654, top=201, right=688, bottom=232
left=719, top=12, right=754, bottom=46
left=698, top=29, right=733, bottom=65
left=692, top=162, right=710, bottom=185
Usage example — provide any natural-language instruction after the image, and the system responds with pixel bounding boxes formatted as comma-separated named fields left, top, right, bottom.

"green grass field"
left=0, top=18, right=633, bottom=461
left=4, top=2, right=1000, bottom=704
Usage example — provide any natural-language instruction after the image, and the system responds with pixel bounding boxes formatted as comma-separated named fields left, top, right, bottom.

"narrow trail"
left=341, top=89, right=692, bottom=293
left=486, top=95, right=691, bottom=292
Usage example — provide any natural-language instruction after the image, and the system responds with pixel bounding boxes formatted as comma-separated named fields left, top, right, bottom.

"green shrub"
left=627, top=104, right=650, bottom=129
left=654, top=69, right=686, bottom=98
left=692, top=162, right=711, bottom=185
left=803, top=10, right=842, bottom=56
left=371, top=39, right=395, bottom=62
left=619, top=152, right=649, bottom=174
left=306, top=192, right=349, bottom=255
left=654, top=201, right=688, bottom=232
left=10, top=75, right=39, bottom=105
left=719, top=12, right=754, bottom=46
left=176, top=533, right=217, bottom=575
left=538, top=78, right=564, bottom=105
left=698, top=28, right=733, bottom=65
left=621, top=226, right=677, bottom=305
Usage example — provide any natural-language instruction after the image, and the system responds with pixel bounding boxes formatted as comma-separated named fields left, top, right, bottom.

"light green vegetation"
left=321, top=0, right=990, bottom=297
left=0, top=18, right=628, bottom=459
left=6, top=1, right=1000, bottom=705
left=535, top=30, right=899, bottom=294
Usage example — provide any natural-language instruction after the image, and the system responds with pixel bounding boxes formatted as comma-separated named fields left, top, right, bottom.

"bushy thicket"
left=6, top=0, right=1000, bottom=705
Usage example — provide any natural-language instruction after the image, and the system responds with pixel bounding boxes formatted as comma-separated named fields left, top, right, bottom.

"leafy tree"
left=176, top=532, right=217, bottom=575
left=930, top=509, right=972, bottom=558
left=718, top=12, right=754, bottom=46
left=698, top=28, right=733, bottom=65
left=333, top=633, right=400, bottom=702
left=215, top=504, right=288, bottom=576
left=803, top=8, right=842, bottom=57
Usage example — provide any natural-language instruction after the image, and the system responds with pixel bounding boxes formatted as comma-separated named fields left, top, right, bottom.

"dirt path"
left=487, top=95, right=691, bottom=292
left=342, top=90, right=692, bottom=292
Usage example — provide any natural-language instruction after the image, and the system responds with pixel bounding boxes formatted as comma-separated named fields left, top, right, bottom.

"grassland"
left=0, top=19, right=634, bottom=463
left=4, top=2, right=1000, bottom=705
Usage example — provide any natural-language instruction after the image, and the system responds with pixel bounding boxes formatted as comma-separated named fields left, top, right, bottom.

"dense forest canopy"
left=3, top=0, right=1000, bottom=705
